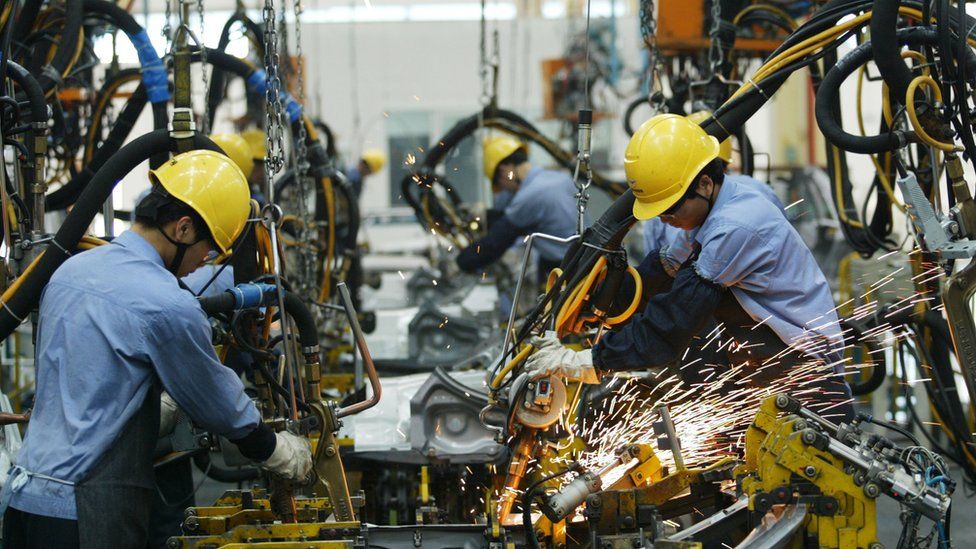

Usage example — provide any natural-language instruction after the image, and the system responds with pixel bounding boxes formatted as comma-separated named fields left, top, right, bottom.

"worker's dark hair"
left=134, top=186, right=213, bottom=242
left=499, top=148, right=528, bottom=168
left=694, top=157, right=725, bottom=188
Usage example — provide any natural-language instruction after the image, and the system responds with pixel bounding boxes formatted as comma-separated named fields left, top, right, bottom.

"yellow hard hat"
left=361, top=149, right=386, bottom=173
left=686, top=111, right=732, bottom=164
left=624, top=114, right=720, bottom=220
left=210, top=134, right=255, bottom=177
left=241, top=129, right=267, bottom=161
left=148, top=150, right=251, bottom=254
left=483, top=135, right=528, bottom=181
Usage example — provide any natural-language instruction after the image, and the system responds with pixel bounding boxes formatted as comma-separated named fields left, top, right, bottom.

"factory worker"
left=456, top=135, right=579, bottom=282
left=344, top=149, right=386, bottom=199
left=525, top=114, right=854, bottom=420
left=643, top=111, right=784, bottom=272
left=1, top=150, right=312, bottom=548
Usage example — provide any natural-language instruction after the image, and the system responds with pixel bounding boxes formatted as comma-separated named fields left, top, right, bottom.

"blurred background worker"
left=456, top=135, right=578, bottom=282
left=0, top=151, right=312, bottom=548
left=345, top=149, right=386, bottom=199
left=643, top=111, right=784, bottom=274
left=524, top=114, right=854, bottom=421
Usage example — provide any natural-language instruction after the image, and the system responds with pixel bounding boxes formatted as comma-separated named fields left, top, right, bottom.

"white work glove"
left=261, top=432, right=313, bottom=481
left=523, top=336, right=601, bottom=385
left=159, top=392, right=179, bottom=437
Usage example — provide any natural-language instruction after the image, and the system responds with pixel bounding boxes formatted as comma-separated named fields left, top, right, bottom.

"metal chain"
left=639, top=0, right=663, bottom=108
left=707, top=0, right=723, bottom=75
left=197, top=0, right=210, bottom=134
left=479, top=0, right=490, bottom=106
left=263, top=0, right=288, bottom=193
left=292, top=0, right=316, bottom=297
left=293, top=0, right=309, bottom=186
left=162, top=0, right=174, bottom=43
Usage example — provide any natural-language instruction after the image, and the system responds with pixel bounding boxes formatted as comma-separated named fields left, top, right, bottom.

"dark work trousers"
left=3, top=506, right=80, bottom=549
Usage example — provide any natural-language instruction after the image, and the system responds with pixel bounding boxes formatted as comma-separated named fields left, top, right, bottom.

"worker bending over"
left=456, top=135, right=578, bottom=281
left=526, top=115, right=853, bottom=420
left=1, top=151, right=312, bottom=548
left=345, top=149, right=386, bottom=199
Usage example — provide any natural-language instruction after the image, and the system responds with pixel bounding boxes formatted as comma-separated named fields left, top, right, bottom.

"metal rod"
left=500, top=232, right=581, bottom=357
left=336, top=282, right=382, bottom=418
left=656, top=405, right=685, bottom=470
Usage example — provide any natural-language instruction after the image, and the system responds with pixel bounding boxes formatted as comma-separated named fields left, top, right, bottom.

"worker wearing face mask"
left=0, top=150, right=312, bottom=549
left=456, top=135, right=579, bottom=282
left=643, top=111, right=784, bottom=277
left=524, top=114, right=854, bottom=421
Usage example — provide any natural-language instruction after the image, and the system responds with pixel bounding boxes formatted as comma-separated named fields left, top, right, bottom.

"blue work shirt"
left=504, top=167, right=579, bottom=262
left=345, top=165, right=363, bottom=199
left=642, top=174, right=785, bottom=275
left=691, top=177, right=843, bottom=361
left=9, top=230, right=260, bottom=520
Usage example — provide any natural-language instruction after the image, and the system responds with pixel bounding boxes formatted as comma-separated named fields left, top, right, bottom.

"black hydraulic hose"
left=6, top=61, right=45, bottom=207
left=313, top=119, right=337, bottom=159
left=81, top=67, right=142, bottom=162
left=841, top=317, right=888, bottom=395
left=192, top=452, right=260, bottom=482
left=198, top=290, right=317, bottom=351
left=282, top=292, right=318, bottom=350
left=332, top=174, right=360, bottom=254
left=206, top=11, right=265, bottom=122
left=0, top=130, right=221, bottom=341
left=46, top=82, right=149, bottom=210
left=32, top=0, right=81, bottom=94
left=14, top=0, right=42, bottom=44
left=870, top=0, right=913, bottom=104
left=816, top=28, right=976, bottom=155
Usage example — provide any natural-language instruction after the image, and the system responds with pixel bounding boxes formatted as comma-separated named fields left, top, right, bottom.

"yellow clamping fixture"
left=738, top=396, right=879, bottom=549
left=553, top=255, right=642, bottom=338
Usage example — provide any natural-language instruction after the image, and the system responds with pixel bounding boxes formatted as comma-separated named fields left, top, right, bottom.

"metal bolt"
left=166, top=538, right=181, bottom=549
left=804, top=466, right=817, bottom=478
left=183, top=515, right=199, bottom=531
left=869, top=543, right=885, bottom=549
left=864, top=482, right=880, bottom=498
left=325, top=446, right=337, bottom=457
left=802, top=430, right=817, bottom=445
left=775, top=395, right=790, bottom=409
left=794, top=419, right=807, bottom=431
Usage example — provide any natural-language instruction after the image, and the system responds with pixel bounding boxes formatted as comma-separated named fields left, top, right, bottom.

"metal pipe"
left=500, top=232, right=581, bottom=356
left=336, top=282, right=382, bottom=418
left=657, top=405, right=685, bottom=470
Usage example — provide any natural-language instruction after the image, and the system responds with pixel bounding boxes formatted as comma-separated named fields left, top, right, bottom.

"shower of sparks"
left=564, top=254, right=946, bottom=479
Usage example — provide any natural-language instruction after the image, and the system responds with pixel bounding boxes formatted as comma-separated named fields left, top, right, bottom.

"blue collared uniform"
left=345, top=165, right=364, bottom=199
left=457, top=167, right=579, bottom=275
left=8, top=230, right=260, bottom=520
left=643, top=174, right=785, bottom=275
left=595, top=176, right=844, bottom=371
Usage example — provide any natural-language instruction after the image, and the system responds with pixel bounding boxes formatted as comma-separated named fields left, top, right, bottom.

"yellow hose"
left=317, top=175, right=336, bottom=303
left=605, top=266, right=643, bottom=326
left=906, top=75, right=960, bottom=152
left=490, top=344, right=536, bottom=389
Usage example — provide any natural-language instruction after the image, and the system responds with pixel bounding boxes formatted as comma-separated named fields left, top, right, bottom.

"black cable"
left=858, top=412, right=922, bottom=446
left=521, top=464, right=579, bottom=549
